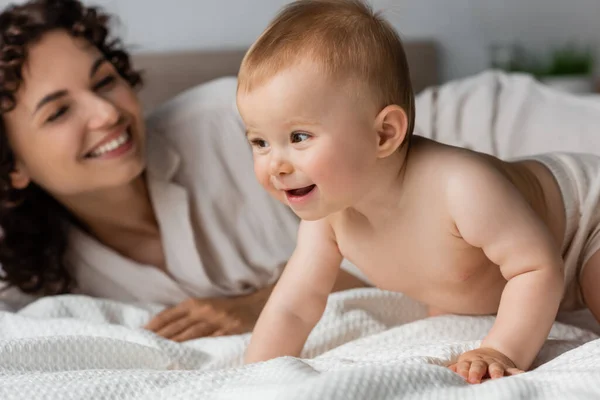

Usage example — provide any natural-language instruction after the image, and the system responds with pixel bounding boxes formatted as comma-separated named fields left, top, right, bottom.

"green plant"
left=493, top=42, right=595, bottom=77
left=545, top=43, right=594, bottom=76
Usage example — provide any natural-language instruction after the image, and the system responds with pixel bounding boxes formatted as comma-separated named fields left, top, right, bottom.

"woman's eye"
left=291, top=132, right=311, bottom=143
left=46, top=106, right=69, bottom=123
left=250, top=139, right=269, bottom=148
left=93, top=75, right=117, bottom=91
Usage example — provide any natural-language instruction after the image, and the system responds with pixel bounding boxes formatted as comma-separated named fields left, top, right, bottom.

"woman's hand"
left=144, top=288, right=271, bottom=341
left=144, top=269, right=367, bottom=341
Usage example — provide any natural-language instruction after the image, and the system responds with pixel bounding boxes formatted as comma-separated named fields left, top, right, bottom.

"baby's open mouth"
left=286, top=185, right=316, bottom=197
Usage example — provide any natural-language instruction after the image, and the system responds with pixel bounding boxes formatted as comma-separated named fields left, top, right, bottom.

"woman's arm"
left=145, top=260, right=368, bottom=341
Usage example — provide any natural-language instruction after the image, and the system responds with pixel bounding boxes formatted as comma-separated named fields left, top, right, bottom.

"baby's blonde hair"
left=238, top=0, right=415, bottom=140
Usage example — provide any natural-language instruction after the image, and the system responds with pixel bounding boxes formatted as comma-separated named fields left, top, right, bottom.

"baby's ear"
left=374, top=105, right=408, bottom=158
left=9, top=162, right=31, bottom=190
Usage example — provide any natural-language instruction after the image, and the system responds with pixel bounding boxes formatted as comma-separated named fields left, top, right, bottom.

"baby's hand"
left=448, top=347, right=524, bottom=384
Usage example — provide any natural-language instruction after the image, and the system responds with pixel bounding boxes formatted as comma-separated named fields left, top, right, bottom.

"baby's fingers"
left=468, top=360, right=488, bottom=384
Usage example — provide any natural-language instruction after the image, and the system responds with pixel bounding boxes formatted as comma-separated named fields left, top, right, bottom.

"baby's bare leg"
left=580, top=250, right=600, bottom=323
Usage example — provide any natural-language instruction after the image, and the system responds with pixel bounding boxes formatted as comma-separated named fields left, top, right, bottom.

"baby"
left=236, top=0, right=600, bottom=384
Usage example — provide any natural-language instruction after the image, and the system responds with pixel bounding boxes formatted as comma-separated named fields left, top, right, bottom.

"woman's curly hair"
left=0, top=0, right=142, bottom=295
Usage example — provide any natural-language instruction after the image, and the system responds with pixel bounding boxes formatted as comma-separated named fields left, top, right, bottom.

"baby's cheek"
left=321, top=154, right=363, bottom=186
left=335, top=162, right=373, bottom=199
left=253, top=163, right=282, bottom=201
left=252, top=162, right=268, bottom=186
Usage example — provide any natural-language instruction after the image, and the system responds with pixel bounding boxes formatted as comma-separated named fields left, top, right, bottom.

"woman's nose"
left=86, top=94, right=121, bottom=131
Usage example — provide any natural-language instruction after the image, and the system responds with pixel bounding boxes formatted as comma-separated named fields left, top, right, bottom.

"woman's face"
left=3, top=30, right=146, bottom=199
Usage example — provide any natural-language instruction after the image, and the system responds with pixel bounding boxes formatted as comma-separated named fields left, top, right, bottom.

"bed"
left=2, top=42, right=600, bottom=399
left=131, top=40, right=441, bottom=112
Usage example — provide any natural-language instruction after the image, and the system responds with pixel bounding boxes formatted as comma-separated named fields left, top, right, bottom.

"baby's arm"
left=244, top=218, right=343, bottom=364
left=446, top=160, right=564, bottom=379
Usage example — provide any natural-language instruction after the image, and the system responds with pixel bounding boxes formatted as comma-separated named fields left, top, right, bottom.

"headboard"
left=132, top=40, right=439, bottom=112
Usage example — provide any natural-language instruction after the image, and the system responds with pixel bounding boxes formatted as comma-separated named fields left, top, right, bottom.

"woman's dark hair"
left=0, top=0, right=142, bottom=295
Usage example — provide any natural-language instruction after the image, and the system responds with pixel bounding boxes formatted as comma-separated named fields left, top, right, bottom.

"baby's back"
left=331, top=136, right=566, bottom=314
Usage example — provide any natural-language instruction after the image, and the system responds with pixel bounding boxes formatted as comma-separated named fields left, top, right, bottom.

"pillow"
left=415, top=70, right=600, bottom=158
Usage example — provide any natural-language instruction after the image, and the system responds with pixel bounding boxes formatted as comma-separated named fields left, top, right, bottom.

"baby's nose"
left=269, top=157, right=293, bottom=176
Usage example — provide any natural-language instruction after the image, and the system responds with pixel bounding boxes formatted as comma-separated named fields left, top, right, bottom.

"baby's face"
left=237, top=62, right=381, bottom=220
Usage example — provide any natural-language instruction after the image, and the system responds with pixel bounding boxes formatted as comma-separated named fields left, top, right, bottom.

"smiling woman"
left=0, top=1, right=145, bottom=294
left=0, top=0, right=367, bottom=340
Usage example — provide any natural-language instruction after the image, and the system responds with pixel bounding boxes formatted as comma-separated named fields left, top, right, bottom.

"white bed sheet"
left=1, top=289, right=599, bottom=399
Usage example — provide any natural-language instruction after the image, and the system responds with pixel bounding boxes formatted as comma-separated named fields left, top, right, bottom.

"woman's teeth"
left=88, top=131, right=130, bottom=157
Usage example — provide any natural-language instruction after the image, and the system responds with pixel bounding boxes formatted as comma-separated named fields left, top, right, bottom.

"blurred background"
left=3, top=0, right=598, bottom=96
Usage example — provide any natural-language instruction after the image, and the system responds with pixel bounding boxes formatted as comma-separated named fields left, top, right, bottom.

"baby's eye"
left=290, top=132, right=311, bottom=143
left=250, top=138, right=269, bottom=149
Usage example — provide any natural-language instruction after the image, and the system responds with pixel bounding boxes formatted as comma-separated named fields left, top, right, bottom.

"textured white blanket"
left=1, top=289, right=599, bottom=399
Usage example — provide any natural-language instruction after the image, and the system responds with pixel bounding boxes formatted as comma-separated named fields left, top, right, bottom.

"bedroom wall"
left=0, top=0, right=598, bottom=82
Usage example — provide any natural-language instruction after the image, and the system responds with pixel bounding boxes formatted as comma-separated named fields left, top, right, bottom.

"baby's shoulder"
left=410, top=138, right=504, bottom=189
